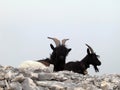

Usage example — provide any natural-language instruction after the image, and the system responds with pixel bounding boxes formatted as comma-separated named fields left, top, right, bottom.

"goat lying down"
left=19, top=37, right=71, bottom=72
left=37, top=37, right=71, bottom=72
left=64, top=44, right=101, bottom=75
left=19, top=60, right=54, bottom=72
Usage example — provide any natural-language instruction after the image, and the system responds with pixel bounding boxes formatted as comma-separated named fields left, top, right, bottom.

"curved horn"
left=62, top=39, right=69, bottom=45
left=48, top=37, right=60, bottom=46
left=85, top=44, right=94, bottom=53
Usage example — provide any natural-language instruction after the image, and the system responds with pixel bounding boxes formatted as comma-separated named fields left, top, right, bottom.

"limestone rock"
left=9, top=82, right=22, bottom=90
left=22, top=78, right=39, bottom=90
left=0, top=65, right=120, bottom=90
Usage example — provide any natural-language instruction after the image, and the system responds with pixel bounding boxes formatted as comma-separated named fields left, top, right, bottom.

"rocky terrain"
left=0, top=65, right=120, bottom=90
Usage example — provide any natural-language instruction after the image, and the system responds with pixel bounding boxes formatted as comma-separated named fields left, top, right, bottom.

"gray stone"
left=0, top=72, right=5, bottom=80
left=11, top=74, right=25, bottom=82
left=50, top=82, right=67, bottom=90
left=10, top=82, right=22, bottom=90
left=30, top=73, right=39, bottom=80
left=22, top=78, right=39, bottom=90
left=38, top=72, right=54, bottom=81
left=0, top=87, right=3, bottom=90
left=0, top=65, right=120, bottom=90
left=0, top=81, right=5, bottom=88
left=53, top=72, right=68, bottom=81
left=4, top=80, right=11, bottom=90
left=36, top=81, right=54, bottom=87
left=38, top=86, right=49, bottom=90
left=36, top=81, right=65, bottom=88
left=74, top=87, right=85, bottom=90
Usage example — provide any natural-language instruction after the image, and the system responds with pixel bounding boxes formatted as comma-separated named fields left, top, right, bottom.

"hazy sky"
left=0, top=0, right=120, bottom=75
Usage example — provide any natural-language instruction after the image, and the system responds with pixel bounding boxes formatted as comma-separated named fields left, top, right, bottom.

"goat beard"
left=93, top=65, right=99, bottom=72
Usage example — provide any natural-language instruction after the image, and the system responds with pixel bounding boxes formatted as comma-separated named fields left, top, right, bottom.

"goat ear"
left=50, top=44, right=55, bottom=50
left=87, top=48, right=91, bottom=55
left=68, top=48, right=72, bottom=53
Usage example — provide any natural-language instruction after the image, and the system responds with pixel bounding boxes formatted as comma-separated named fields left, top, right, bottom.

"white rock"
left=30, top=73, right=39, bottom=80
left=3, top=66, right=14, bottom=71
left=10, top=82, right=22, bottom=90
left=101, top=81, right=110, bottom=90
left=0, top=81, right=5, bottom=87
left=5, top=71, right=15, bottom=80
left=50, top=84, right=66, bottom=90
left=11, top=74, right=25, bottom=82
left=0, top=72, right=5, bottom=80
left=47, top=64, right=54, bottom=72
left=4, top=80, right=11, bottom=90
left=74, top=87, right=85, bottom=90
left=22, top=78, right=39, bottom=90
left=0, top=87, right=3, bottom=90
left=38, top=72, right=54, bottom=81
left=36, top=81, right=66, bottom=90
left=1, top=65, right=120, bottom=90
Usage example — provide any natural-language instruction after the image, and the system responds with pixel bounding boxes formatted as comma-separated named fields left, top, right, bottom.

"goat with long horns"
left=64, top=44, right=101, bottom=75
left=37, top=37, right=71, bottom=72
left=47, top=37, right=69, bottom=46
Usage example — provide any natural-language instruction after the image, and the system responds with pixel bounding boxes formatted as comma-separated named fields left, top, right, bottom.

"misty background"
left=0, top=0, right=120, bottom=75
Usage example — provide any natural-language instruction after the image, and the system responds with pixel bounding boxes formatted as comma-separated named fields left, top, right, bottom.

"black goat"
left=64, top=44, right=101, bottom=75
left=37, top=37, right=71, bottom=72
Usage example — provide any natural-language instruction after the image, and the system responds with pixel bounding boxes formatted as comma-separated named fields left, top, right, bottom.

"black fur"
left=38, top=44, right=71, bottom=72
left=50, top=44, right=71, bottom=71
left=64, top=48, right=101, bottom=75
left=37, top=58, right=52, bottom=66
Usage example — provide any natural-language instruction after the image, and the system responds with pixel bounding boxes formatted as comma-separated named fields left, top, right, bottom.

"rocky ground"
left=0, top=65, right=120, bottom=90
